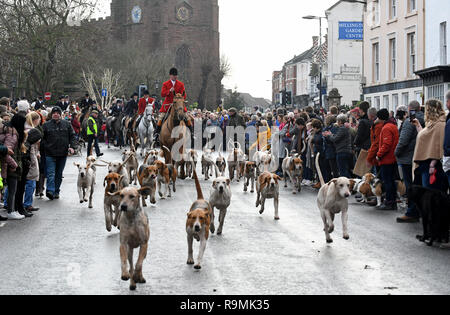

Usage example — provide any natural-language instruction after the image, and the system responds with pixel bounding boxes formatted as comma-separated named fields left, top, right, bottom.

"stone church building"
left=95, top=0, right=220, bottom=108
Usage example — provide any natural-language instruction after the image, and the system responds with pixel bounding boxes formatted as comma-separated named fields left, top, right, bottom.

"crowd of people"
left=0, top=97, right=77, bottom=221
left=176, top=94, right=450, bottom=224
left=0, top=89, right=449, bottom=226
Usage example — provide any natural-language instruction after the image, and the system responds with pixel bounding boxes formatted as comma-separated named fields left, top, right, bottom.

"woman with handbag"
left=412, top=99, right=447, bottom=192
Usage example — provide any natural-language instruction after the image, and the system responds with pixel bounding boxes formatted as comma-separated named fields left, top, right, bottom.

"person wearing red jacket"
left=155, top=68, right=189, bottom=141
left=375, top=108, right=399, bottom=211
left=138, top=90, right=155, bottom=116
left=71, top=113, right=81, bottom=137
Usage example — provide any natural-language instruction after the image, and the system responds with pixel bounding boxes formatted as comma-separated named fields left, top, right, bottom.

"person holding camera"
left=395, top=102, right=424, bottom=223
left=412, top=99, right=447, bottom=193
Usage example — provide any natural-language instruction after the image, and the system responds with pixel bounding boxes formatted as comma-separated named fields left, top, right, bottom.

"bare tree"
left=81, top=69, right=123, bottom=109
left=0, top=0, right=100, bottom=97
left=95, top=42, right=174, bottom=98
left=215, top=55, right=231, bottom=108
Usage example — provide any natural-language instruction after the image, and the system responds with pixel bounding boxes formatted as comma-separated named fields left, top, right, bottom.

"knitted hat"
left=51, top=106, right=62, bottom=115
left=91, top=110, right=99, bottom=115
left=0, top=97, right=9, bottom=106
left=26, top=128, right=42, bottom=146
left=376, top=108, right=389, bottom=121
left=17, top=100, right=30, bottom=112
left=228, top=107, right=237, bottom=113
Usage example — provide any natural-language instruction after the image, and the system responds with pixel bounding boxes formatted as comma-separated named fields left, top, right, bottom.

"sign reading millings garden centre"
left=338, top=21, right=363, bottom=41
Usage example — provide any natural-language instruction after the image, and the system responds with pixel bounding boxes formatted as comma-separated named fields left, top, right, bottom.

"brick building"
left=96, top=0, right=220, bottom=108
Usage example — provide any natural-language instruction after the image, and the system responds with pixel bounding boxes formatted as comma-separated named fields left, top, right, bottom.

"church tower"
left=109, top=0, right=220, bottom=109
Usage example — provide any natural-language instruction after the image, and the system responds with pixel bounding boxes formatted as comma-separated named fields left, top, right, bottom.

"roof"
left=223, top=89, right=271, bottom=109
left=285, top=39, right=328, bottom=67
left=326, top=0, right=365, bottom=13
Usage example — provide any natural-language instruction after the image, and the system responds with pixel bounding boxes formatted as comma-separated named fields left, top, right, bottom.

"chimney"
left=313, top=36, right=319, bottom=47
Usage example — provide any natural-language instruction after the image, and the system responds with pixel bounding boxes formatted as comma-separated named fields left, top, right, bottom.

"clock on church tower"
left=131, top=5, right=142, bottom=24
left=175, top=2, right=193, bottom=23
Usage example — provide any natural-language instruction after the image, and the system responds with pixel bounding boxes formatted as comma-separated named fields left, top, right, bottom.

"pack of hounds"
left=73, top=141, right=450, bottom=291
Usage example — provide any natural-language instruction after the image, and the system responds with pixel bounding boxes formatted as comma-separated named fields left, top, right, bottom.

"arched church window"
left=175, top=44, right=191, bottom=73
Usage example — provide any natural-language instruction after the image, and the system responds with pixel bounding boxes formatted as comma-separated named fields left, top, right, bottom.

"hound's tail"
left=213, top=163, right=221, bottom=179
left=192, top=169, right=204, bottom=200
left=143, top=151, right=151, bottom=165
left=315, top=153, right=325, bottom=186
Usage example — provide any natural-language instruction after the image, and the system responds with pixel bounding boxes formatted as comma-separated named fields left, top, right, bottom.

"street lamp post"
left=303, top=15, right=326, bottom=110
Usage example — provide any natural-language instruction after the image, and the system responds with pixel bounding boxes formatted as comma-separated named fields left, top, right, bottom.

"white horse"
left=138, top=103, right=154, bottom=157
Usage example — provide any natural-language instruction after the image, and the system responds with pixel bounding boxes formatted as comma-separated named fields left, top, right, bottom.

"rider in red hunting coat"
left=138, top=90, right=155, bottom=115
left=160, top=69, right=187, bottom=114
left=155, top=68, right=190, bottom=141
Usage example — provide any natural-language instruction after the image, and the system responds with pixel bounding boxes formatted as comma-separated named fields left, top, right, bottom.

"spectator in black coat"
left=42, top=106, right=77, bottom=200
left=80, top=94, right=94, bottom=115
left=124, top=93, right=139, bottom=117
left=395, top=102, right=425, bottom=223
left=354, top=101, right=372, bottom=154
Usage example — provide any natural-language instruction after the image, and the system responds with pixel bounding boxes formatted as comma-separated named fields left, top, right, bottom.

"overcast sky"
left=96, top=0, right=337, bottom=100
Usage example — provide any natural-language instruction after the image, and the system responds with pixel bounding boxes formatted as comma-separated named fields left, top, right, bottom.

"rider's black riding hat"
left=169, top=68, right=178, bottom=76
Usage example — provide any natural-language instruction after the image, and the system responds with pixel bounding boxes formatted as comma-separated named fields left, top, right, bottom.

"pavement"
left=0, top=144, right=449, bottom=295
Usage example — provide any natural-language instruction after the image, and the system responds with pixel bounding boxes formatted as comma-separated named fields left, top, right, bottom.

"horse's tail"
left=162, top=145, right=172, bottom=164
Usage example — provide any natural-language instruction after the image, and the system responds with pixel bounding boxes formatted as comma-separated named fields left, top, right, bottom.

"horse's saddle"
left=133, top=116, right=143, bottom=130
left=124, top=115, right=139, bottom=130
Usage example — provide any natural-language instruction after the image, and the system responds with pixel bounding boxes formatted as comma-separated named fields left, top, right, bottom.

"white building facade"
left=416, top=0, right=450, bottom=103
left=326, top=0, right=365, bottom=107
left=363, top=0, right=425, bottom=111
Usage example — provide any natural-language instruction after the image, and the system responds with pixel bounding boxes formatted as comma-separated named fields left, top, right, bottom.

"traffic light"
left=286, top=91, right=292, bottom=105
left=281, top=91, right=286, bottom=106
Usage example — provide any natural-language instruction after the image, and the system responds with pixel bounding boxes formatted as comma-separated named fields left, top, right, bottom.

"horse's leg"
left=139, top=125, right=145, bottom=157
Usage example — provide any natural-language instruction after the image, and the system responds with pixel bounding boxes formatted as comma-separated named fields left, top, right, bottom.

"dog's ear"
left=274, top=175, right=281, bottom=182
left=103, top=176, right=108, bottom=187
left=107, top=191, right=121, bottom=197
left=118, top=175, right=125, bottom=188
left=226, top=178, right=231, bottom=186
left=212, top=180, right=217, bottom=189
left=349, top=179, right=356, bottom=191
left=73, top=162, right=80, bottom=168
left=142, top=167, right=149, bottom=178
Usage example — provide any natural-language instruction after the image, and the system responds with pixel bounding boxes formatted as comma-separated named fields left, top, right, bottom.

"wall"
left=363, top=0, right=425, bottom=108
left=425, top=0, right=450, bottom=68
left=109, top=0, right=220, bottom=107
left=326, top=0, right=364, bottom=106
